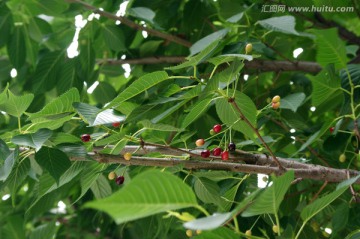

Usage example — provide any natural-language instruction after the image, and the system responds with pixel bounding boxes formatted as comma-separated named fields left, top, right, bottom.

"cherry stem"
left=228, top=98, right=285, bottom=171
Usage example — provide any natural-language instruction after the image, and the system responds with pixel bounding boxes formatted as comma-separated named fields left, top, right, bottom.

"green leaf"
left=25, top=0, right=68, bottom=16
left=2, top=215, right=25, bottom=239
left=29, top=222, right=57, bottom=239
left=242, top=171, right=294, bottom=216
left=0, top=90, right=34, bottom=117
left=184, top=212, right=232, bottom=231
left=0, top=2, right=13, bottom=48
left=73, top=102, right=126, bottom=126
left=166, top=41, right=219, bottom=70
left=127, top=7, right=156, bottom=25
left=11, top=129, right=52, bottom=151
left=300, top=185, right=348, bottom=222
left=28, top=88, right=79, bottom=120
left=190, top=227, right=239, bottom=239
left=102, top=24, right=126, bottom=52
left=35, top=147, right=72, bottom=183
left=75, top=162, right=105, bottom=203
left=257, top=16, right=299, bottom=35
left=0, top=139, right=10, bottom=161
left=105, top=71, right=169, bottom=109
left=90, top=174, right=112, bottom=199
left=194, top=177, right=224, bottom=206
left=332, top=203, right=349, bottom=232
left=85, top=170, right=198, bottom=224
left=139, top=119, right=182, bottom=132
left=25, top=114, right=75, bottom=132
left=215, top=91, right=257, bottom=139
left=312, top=28, right=347, bottom=69
left=280, top=93, right=306, bottom=112
left=92, top=81, right=117, bottom=104
left=181, top=98, right=213, bottom=129
left=32, top=51, right=65, bottom=93
left=6, top=25, right=26, bottom=69
left=308, top=65, right=341, bottom=107
left=0, top=148, right=18, bottom=182
left=190, top=29, right=229, bottom=56
left=208, top=54, right=253, bottom=66
left=345, top=230, right=360, bottom=239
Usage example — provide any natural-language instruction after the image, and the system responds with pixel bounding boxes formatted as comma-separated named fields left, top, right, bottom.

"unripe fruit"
left=196, top=139, right=205, bottom=147
left=116, top=176, right=125, bottom=185
left=228, top=142, right=236, bottom=151
left=186, top=229, right=193, bottom=237
left=108, top=171, right=116, bottom=180
left=209, top=129, right=215, bottom=135
left=81, top=134, right=91, bottom=142
left=212, top=147, right=222, bottom=156
left=221, top=151, right=229, bottom=160
left=245, top=230, right=252, bottom=236
left=272, top=102, right=280, bottom=109
left=272, top=225, right=279, bottom=233
left=201, top=150, right=210, bottom=158
left=196, top=229, right=202, bottom=235
left=124, top=152, right=132, bottom=161
left=245, top=43, right=253, bottom=54
left=339, top=153, right=346, bottom=163
left=112, top=122, right=121, bottom=127
left=272, top=95, right=280, bottom=103
left=213, top=124, right=222, bottom=133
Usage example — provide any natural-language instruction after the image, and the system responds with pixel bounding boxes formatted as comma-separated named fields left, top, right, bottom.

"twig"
left=309, top=181, right=328, bottom=203
left=65, top=0, right=192, bottom=47
left=228, top=98, right=285, bottom=171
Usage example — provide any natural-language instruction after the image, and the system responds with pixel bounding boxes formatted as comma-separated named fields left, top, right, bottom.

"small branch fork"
left=73, top=145, right=360, bottom=184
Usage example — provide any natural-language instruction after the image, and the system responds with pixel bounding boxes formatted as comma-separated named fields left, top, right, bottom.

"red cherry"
left=116, top=176, right=125, bottom=185
left=112, top=122, right=121, bottom=127
left=200, top=150, right=210, bottom=158
left=213, top=124, right=222, bottom=133
left=81, top=134, right=91, bottom=142
left=329, top=127, right=334, bottom=133
left=221, top=151, right=229, bottom=160
left=212, top=147, right=222, bottom=156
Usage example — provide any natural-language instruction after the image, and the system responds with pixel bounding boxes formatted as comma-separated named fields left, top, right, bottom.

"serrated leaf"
left=7, top=25, right=26, bottom=69
left=35, top=147, right=72, bottom=183
left=308, top=65, right=341, bottom=106
left=215, top=91, right=257, bottom=139
left=0, top=139, right=10, bottom=161
left=280, top=93, right=306, bottom=112
left=29, top=222, right=57, bottom=239
left=184, top=213, right=232, bottom=231
left=190, top=29, right=229, bottom=56
left=85, top=170, right=197, bottom=224
left=257, top=16, right=299, bottom=35
left=166, top=41, right=219, bottom=70
left=300, top=185, right=348, bottom=222
left=105, top=71, right=169, bottom=109
left=242, top=171, right=294, bottom=216
left=28, top=88, right=80, bottom=120
left=0, top=90, right=34, bottom=117
left=139, top=119, right=182, bottom=132
left=0, top=148, right=18, bottom=182
left=312, top=28, right=347, bottom=69
left=181, top=98, right=213, bottom=129
left=24, top=114, right=75, bottom=132
left=90, top=174, right=112, bottom=199
left=127, top=7, right=156, bottom=25
left=11, top=129, right=52, bottom=151
left=73, top=102, right=126, bottom=126
left=194, top=177, right=224, bottom=206
left=208, top=54, right=253, bottom=66
left=102, top=24, right=126, bottom=52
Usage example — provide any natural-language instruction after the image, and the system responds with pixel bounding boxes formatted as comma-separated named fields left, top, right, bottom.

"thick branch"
left=65, top=0, right=192, bottom=47
left=83, top=145, right=360, bottom=184
left=98, top=58, right=322, bottom=73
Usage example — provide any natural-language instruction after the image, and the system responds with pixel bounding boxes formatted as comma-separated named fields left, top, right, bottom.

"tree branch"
left=77, top=145, right=360, bottom=184
left=98, top=57, right=322, bottom=73
left=65, top=0, right=192, bottom=47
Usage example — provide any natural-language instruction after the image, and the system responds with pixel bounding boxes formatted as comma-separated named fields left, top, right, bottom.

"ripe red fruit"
left=196, top=139, right=205, bottom=147
left=81, top=134, right=91, bottom=142
left=228, top=142, right=236, bottom=151
left=213, top=124, right=222, bottom=133
left=201, top=150, right=210, bottom=158
left=116, top=176, right=125, bottom=185
left=221, top=151, right=229, bottom=160
left=212, top=147, right=222, bottom=156
left=112, top=122, right=121, bottom=127
left=329, top=127, right=334, bottom=133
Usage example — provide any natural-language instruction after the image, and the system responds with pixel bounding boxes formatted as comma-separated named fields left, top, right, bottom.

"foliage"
left=0, top=0, right=359, bottom=238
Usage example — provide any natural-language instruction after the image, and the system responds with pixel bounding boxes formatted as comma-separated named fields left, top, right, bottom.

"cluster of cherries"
left=108, top=171, right=125, bottom=185
left=195, top=124, right=236, bottom=160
